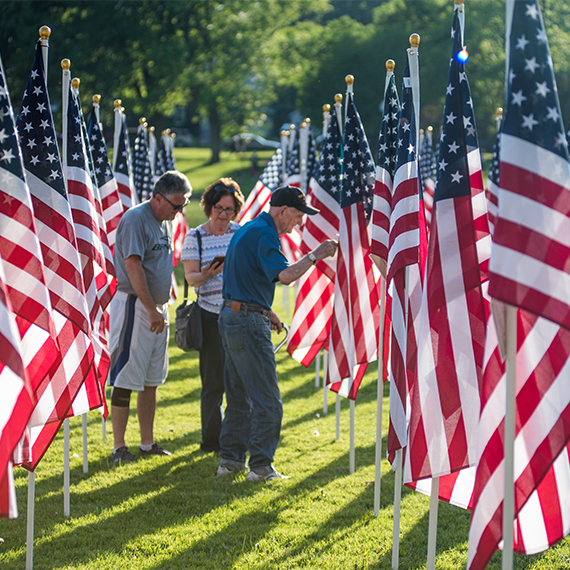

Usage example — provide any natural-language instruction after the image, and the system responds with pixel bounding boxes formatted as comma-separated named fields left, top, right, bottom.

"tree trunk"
left=208, top=105, right=221, bottom=164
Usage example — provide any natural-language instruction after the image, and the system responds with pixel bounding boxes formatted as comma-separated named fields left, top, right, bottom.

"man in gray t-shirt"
left=108, top=171, right=192, bottom=464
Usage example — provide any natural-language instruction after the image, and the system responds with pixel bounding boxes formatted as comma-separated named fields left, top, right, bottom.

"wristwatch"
left=308, top=252, right=317, bottom=265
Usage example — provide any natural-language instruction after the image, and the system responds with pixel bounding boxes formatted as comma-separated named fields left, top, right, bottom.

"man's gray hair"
left=154, top=171, right=192, bottom=197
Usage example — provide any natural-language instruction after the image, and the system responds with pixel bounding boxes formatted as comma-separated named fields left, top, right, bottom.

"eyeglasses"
left=160, top=194, right=190, bottom=212
left=213, top=205, right=235, bottom=215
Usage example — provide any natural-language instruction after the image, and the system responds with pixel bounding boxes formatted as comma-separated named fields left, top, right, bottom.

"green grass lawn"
left=1, top=149, right=569, bottom=569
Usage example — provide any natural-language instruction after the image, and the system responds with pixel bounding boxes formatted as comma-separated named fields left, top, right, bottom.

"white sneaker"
left=246, top=469, right=289, bottom=481
left=216, top=463, right=245, bottom=477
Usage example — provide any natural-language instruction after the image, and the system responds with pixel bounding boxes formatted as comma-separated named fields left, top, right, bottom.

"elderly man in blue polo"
left=217, top=185, right=337, bottom=481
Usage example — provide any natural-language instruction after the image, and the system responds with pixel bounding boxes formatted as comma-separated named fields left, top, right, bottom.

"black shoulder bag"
left=175, top=231, right=203, bottom=351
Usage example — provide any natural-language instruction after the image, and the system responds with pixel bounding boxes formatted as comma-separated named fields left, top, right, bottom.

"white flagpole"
left=373, top=58, right=394, bottom=517
left=26, top=27, right=51, bottom=570
left=112, top=99, right=122, bottom=171
left=323, top=349, right=329, bottom=415
left=299, top=118, right=310, bottom=194
left=349, top=399, right=356, bottom=473
left=280, top=129, right=289, bottom=185
left=392, top=448, right=403, bottom=570
left=93, top=94, right=108, bottom=443
left=392, top=266, right=410, bottom=570
left=336, top=393, right=341, bottom=440
left=427, top=477, right=440, bottom=570
left=333, top=94, right=343, bottom=435
left=315, top=349, right=321, bottom=388
left=149, top=126, right=157, bottom=176
left=61, top=58, right=72, bottom=518
left=82, top=414, right=88, bottom=474
left=502, top=0, right=516, bottom=551
left=344, top=75, right=358, bottom=474
left=26, top=470, right=35, bottom=570
left=374, top=276, right=387, bottom=515
left=322, top=104, right=331, bottom=143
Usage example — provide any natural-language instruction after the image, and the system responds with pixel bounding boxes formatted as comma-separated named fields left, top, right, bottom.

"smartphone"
left=210, top=255, right=225, bottom=269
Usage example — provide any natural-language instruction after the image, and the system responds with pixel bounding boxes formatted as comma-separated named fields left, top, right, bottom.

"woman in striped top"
left=181, top=178, right=245, bottom=453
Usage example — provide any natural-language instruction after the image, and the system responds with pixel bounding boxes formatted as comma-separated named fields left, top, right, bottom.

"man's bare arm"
left=278, top=240, right=338, bottom=286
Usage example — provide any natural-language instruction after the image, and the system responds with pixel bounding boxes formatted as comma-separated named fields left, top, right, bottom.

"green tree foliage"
left=1, top=1, right=569, bottom=161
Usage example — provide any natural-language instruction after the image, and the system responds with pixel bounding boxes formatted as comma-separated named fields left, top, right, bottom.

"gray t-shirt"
left=114, top=201, right=173, bottom=305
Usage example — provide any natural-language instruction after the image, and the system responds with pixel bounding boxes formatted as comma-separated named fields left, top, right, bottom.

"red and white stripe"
left=371, top=164, right=392, bottom=263
left=405, top=196, right=487, bottom=483
left=489, top=134, right=570, bottom=330
left=468, top=310, right=570, bottom=567
left=422, top=179, right=434, bottom=230
left=485, top=177, right=499, bottom=237
left=386, top=158, right=419, bottom=284
left=99, top=176, right=123, bottom=250
left=0, top=256, right=33, bottom=517
left=237, top=179, right=272, bottom=224
left=327, top=201, right=379, bottom=399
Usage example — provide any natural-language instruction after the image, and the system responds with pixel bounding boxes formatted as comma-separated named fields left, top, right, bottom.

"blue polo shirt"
left=222, top=212, right=289, bottom=310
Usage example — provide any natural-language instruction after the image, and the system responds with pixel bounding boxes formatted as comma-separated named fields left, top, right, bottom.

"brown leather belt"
left=223, top=299, right=271, bottom=318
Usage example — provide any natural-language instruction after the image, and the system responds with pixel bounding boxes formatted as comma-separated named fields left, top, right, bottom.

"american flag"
left=154, top=131, right=167, bottom=179
left=371, top=67, right=400, bottom=264
left=87, top=105, right=124, bottom=250
left=15, top=41, right=97, bottom=470
left=404, top=3, right=488, bottom=486
left=287, top=107, right=342, bottom=366
left=284, top=124, right=318, bottom=192
left=113, top=111, right=136, bottom=211
left=488, top=0, right=570, bottom=329
left=132, top=121, right=153, bottom=202
left=385, top=53, right=420, bottom=459
left=237, top=148, right=281, bottom=224
left=65, top=83, right=112, bottom=414
left=468, top=311, right=570, bottom=567
left=419, top=127, right=436, bottom=230
left=0, top=47, right=60, bottom=395
left=0, top=255, right=32, bottom=518
left=469, top=1, right=570, bottom=565
left=485, top=131, right=500, bottom=236
left=326, top=90, right=379, bottom=399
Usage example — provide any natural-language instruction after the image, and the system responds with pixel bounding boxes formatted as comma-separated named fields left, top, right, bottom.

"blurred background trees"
left=1, top=0, right=569, bottom=162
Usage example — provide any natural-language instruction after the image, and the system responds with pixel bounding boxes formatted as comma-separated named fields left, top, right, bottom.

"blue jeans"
left=218, top=306, right=283, bottom=471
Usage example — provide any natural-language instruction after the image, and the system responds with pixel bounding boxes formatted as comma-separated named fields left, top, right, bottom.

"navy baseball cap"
left=270, top=186, right=319, bottom=215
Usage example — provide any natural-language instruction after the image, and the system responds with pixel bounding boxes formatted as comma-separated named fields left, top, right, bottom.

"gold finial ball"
left=410, top=33, right=420, bottom=48
left=161, top=130, right=168, bottom=137
left=280, top=130, right=289, bottom=137
left=170, top=133, right=176, bottom=139
left=150, top=126, right=155, bottom=132
left=39, top=26, right=51, bottom=40
left=71, top=78, right=80, bottom=89
left=289, top=124, right=296, bottom=131
left=114, top=99, right=122, bottom=108
left=386, top=59, right=395, bottom=72
left=345, top=74, right=354, bottom=86
left=496, top=107, right=503, bottom=117
left=301, top=120, right=307, bottom=128
left=165, top=128, right=171, bottom=135
left=143, top=122, right=148, bottom=128
left=93, top=94, right=101, bottom=104
left=323, top=104, right=331, bottom=112
left=427, top=125, right=433, bottom=133
left=120, top=107, right=125, bottom=113
left=61, top=58, right=70, bottom=70
left=419, top=128, right=424, bottom=135
left=335, top=93, right=343, bottom=103
left=139, top=117, right=146, bottom=124
left=304, top=117, right=311, bottom=124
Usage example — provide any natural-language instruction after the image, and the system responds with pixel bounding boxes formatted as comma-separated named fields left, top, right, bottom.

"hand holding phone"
left=209, top=255, right=225, bottom=269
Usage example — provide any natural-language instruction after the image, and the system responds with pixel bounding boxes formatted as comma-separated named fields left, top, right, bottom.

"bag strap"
left=183, top=230, right=202, bottom=302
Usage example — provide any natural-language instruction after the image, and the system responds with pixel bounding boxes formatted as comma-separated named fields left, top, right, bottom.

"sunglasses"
left=160, top=194, right=190, bottom=212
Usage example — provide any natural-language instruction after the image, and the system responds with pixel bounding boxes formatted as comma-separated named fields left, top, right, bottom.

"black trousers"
left=198, top=308, right=225, bottom=452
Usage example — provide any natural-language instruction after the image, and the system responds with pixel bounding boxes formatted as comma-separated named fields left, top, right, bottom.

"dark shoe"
left=139, top=443, right=172, bottom=458
left=111, top=446, right=134, bottom=464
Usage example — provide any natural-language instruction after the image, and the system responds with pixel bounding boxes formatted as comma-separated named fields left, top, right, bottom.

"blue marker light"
left=454, top=49, right=469, bottom=64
